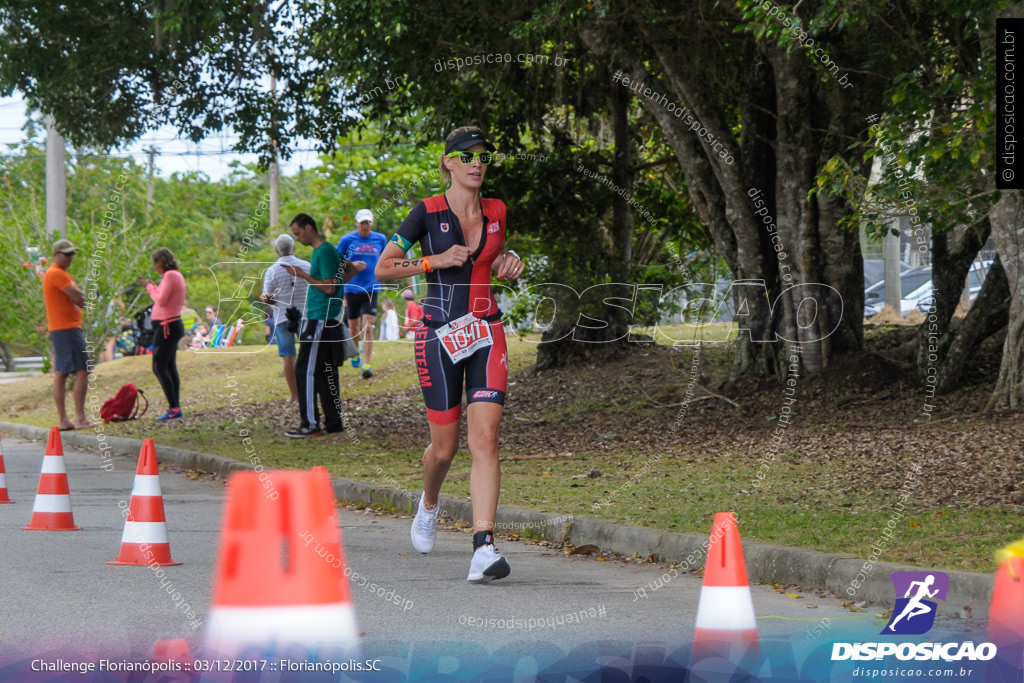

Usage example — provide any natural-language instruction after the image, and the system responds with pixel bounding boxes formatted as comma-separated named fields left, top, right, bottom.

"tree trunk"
left=916, top=219, right=993, bottom=389
left=535, top=284, right=634, bottom=370
left=769, top=45, right=862, bottom=373
left=0, top=339, right=13, bottom=372
left=611, top=80, right=635, bottom=268
left=620, top=37, right=782, bottom=377
left=580, top=18, right=865, bottom=380
left=988, top=191, right=1024, bottom=409
left=931, top=256, right=1010, bottom=396
left=535, top=83, right=638, bottom=370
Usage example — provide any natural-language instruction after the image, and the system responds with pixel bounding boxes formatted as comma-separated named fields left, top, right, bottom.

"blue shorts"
left=273, top=323, right=297, bottom=357
left=50, top=328, right=89, bottom=374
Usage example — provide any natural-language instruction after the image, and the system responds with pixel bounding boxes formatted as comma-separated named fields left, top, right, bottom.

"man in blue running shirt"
left=337, top=208, right=389, bottom=379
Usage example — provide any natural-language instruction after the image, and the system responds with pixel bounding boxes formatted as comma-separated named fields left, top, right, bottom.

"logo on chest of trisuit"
left=440, top=222, right=450, bottom=233
left=436, top=313, right=494, bottom=364
left=487, top=221, right=500, bottom=234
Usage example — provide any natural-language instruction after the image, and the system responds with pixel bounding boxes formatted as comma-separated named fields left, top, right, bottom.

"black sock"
left=473, top=531, right=493, bottom=550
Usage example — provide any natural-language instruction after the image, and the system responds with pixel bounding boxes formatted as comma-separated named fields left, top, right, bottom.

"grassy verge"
left=2, top=325, right=1018, bottom=574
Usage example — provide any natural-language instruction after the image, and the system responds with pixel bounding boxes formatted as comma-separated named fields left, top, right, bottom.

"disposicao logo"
left=883, top=571, right=947, bottom=635
left=831, top=570, right=997, bottom=663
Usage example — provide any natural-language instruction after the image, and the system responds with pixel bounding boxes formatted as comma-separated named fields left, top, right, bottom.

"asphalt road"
left=0, top=436, right=988, bottom=682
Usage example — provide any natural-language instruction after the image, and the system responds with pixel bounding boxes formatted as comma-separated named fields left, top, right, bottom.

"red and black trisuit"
left=393, top=194, right=509, bottom=425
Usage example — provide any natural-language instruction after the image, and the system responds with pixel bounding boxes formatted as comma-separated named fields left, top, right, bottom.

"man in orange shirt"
left=43, top=239, right=96, bottom=430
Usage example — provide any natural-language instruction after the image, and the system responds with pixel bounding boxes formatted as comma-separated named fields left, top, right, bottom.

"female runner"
left=375, top=126, right=525, bottom=582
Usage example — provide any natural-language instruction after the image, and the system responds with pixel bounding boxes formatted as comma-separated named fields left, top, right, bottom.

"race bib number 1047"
left=436, top=313, right=494, bottom=364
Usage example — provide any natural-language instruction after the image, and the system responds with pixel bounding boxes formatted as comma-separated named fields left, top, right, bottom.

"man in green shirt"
left=284, top=213, right=362, bottom=437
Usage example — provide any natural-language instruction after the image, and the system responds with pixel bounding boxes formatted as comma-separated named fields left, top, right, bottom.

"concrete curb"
left=0, top=421, right=251, bottom=478
left=0, top=420, right=994, bottom=616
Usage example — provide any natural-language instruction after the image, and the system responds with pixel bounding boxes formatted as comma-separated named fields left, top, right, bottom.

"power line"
left=0, top=142, right=402, bottom=161
left=0, top=148, right=329, bottom=161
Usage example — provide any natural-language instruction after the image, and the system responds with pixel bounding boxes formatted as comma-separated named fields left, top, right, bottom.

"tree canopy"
left=0, top=0, right=1018, bottom=402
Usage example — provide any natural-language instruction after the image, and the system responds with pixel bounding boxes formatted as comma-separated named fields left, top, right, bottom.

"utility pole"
left=45, top=115, right=67, bottom=239
left=269, top=75, right=280, bottom=231
left=866, top=140, right=904, bottom=316
left=269, top=145, right=280, bottom=232
left=883, top=219, right=902, bottom=315
left=146, top=146, right=158, bottom=217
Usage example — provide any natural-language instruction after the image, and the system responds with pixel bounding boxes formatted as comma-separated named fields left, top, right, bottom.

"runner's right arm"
left=375, top=202, right=469, bottom=279
left=375, top=242, right=470, bottom=279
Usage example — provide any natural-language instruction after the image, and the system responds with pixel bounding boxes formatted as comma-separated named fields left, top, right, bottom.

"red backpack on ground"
left=100, top=383, right=148, bottom=423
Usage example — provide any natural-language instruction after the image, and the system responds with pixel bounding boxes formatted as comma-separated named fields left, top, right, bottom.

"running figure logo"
left=882, top=571, right=949, bottom=635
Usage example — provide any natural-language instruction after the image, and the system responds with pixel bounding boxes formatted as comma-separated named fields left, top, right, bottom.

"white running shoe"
left=467, top=544, right=511, bottom=583
left=411, top=495, right=439, bottom=554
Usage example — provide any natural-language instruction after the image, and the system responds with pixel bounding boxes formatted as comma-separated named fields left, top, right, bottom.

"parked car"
left=902, top=260, right=993, bottom=316
left=863, top=259, right=911, bottom=291
left=864, top=266, right=933, bottom=317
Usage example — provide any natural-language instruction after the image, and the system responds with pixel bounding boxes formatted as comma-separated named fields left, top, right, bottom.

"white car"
left=901, top=260, right=993, bottom=316
left=863, top=267, right=933, bottom=318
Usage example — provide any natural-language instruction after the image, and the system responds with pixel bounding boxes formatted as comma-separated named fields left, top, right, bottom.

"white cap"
left=355, top=209, right=374, bottom=223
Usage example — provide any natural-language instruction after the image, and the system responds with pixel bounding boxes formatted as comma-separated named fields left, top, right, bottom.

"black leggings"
left=152, top=319, right=184, bottom=409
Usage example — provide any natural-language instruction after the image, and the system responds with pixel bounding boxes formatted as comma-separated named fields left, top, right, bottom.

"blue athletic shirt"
left=337, top=230, right=389, bottom=294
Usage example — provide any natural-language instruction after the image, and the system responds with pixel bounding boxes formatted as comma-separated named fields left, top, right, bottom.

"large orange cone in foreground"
left=203, top=467, right=358, bottom=657
left=0, top=431, right=14, bottom=503
left=691, top=512, right=759, bottom=665
left=987, top=541, right=1024, bottom=667
left=22, top=427, right=79, bottom=530
left=108, top=439, right=180, bottom=566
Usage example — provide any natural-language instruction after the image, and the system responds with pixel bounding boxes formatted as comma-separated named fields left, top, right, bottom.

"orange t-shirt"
left=43, top=265, right=82, bottom=331
left=403, top=300, right=424, bottom=333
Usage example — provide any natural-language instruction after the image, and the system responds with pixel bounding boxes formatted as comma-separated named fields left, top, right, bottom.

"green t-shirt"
left=305, top=242, right=344, bottom=320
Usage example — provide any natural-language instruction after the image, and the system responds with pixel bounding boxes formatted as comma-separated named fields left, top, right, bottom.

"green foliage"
left=18, top=0, right=1011, bottom=378
left=0, top=1, right=292, bottom=159
left=0, top=142, right=157, bottom=362
left=0, top=155, right=49, bottom=360
left=281, top=124, right=444, bottom=240
left=0, top=129, right=291, bottom=363
left=149, top=165, right=276, bottom=320
left=1, top=1, right=719, bottom=359
left=811, top=0, right=1009, bottom=241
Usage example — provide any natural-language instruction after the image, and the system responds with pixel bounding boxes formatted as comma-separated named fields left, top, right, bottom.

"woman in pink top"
left=145, top=247, right=187, bottom=421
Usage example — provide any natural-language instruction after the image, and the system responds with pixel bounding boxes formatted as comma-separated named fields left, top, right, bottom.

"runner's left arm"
left=493, top=244, right=524, bottom=281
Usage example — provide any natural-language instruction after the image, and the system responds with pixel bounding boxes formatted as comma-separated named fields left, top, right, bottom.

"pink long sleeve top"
left=146, top=269, right=187, bottom=321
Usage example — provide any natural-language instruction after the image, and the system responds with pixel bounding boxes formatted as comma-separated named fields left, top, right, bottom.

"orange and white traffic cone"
left=108, top=438, right=180, bottom=566
left=0, top=432, right=14, bottom=503
left=22, top=427, right=79, bottom=530
left=203, top=467, right=358, bottom=657
left=691, top=512, right=759, bottom=666
left=987, top=542, right=1024, bottom=668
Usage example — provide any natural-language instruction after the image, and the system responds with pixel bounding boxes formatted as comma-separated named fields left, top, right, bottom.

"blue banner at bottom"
left=1, top=637, right=1020, bottom=682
